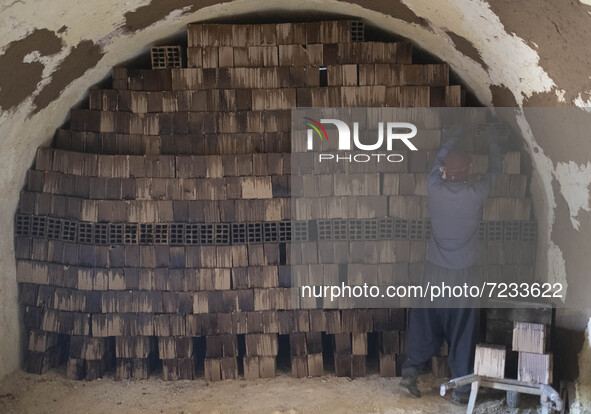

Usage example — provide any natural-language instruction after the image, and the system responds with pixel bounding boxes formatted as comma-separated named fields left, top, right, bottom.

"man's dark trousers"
left=402, top=306, right=480, bottom=394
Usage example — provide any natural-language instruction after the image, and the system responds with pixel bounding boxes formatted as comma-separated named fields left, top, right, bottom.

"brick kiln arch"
left=15, top=20, right=536, bottom=380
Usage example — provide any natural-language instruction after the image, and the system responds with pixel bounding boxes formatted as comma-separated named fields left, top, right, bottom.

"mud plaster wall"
left=1, top=0, right=591, bottom=405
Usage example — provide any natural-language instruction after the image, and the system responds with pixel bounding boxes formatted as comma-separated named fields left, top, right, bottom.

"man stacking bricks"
left=399, top=123, right=504, bottom=404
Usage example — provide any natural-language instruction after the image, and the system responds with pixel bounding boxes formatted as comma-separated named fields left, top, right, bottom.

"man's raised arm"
left=428, top=124, right=464, bottom=188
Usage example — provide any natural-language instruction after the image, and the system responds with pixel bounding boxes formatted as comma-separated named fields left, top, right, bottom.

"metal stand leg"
left=540, top=391, right=550, bottom=414
left=466, top=381, right=480, bottom=414
left=441, top=376, right=562, bottom=414
left=507, top=390, right=521, bottom=408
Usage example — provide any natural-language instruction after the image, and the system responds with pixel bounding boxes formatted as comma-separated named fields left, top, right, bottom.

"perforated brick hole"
left=151, top=48, right=166, bottom=69
left=278, top=221, right=292, bottom=242
left=61, top=220, right=77, bottom=242
left=247, top=222, right=263, bottom=244
left=332, top=219, right=348, bottom=240
left=292, top=221, right=308, bottom=242
left=231, top=223, right=247, bottom=244
left=317, top=220, right=333, bottom=241
left=185, top=224, right=200, bottom=245
left=394, top=218, right=409, bottom=239
left=409, top=219, right=426, bottom=240
left=503, top=221, right=521, bottom=242
left=93, top=223, right=108, bottom=245
left=109, top=223, right=124, bottom=245
left=154, top=224, right=169, bottom=244
left=262, top=222, right=277, bottom=243
left=151, top=46, right=183, bottom=69
left=46, top=218, right=62, bottom=240
left=487, top=221, right=503, bottom=241
left=170, top=223, right=185, bottom=245
left=78, top=222, right=93, bottom=244
left=348, top=219, right=364, bottom=240
left=364, top=219, right=379, bottom=240
left=351, top=21, right=365, bottom=42
left=140, top=223, right=154, bottom=244
left=478, top=221, right=487, bottom=241
left=16, top=214, right=31, bottom=236
left=31, top=216, right=47, bottom=238
left=521, top=221, right=537, bottom=242
left=378, top=218, right=394, bottom=240
left=200, top=224, right=215, bottom=245
left=124, top=223, right=139, bottom=245
left=215, top=223, right=230, bottom=245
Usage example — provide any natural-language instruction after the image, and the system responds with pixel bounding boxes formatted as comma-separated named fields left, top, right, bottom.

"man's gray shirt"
left=427, top=130, right=503, bottom=270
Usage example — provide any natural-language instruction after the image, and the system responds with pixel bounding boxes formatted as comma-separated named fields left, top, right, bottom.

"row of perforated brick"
left=14, top=219, right=535, bottom=259
left=14, top=219, right=535, bottom=256
left=15, top=217, right=307, bottom=244
left=311, top=219, right=536, bottom=242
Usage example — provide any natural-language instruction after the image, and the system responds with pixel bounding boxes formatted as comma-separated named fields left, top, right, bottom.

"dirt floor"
left=0, top=369, right=541, bottom=414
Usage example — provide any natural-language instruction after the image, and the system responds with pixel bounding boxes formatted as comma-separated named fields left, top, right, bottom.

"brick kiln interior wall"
left=1, top=0, right=591, bottom=408
left=2, top=18, right=562, bottom=384
left=15, top=19, right=479, bottom=381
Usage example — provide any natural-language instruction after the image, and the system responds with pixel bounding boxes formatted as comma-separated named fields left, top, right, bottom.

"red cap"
left=444, top=151, right=472, bottom=182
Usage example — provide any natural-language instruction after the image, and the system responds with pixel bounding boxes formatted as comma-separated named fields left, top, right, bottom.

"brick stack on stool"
left=514, top=322, right=552, bottom=385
